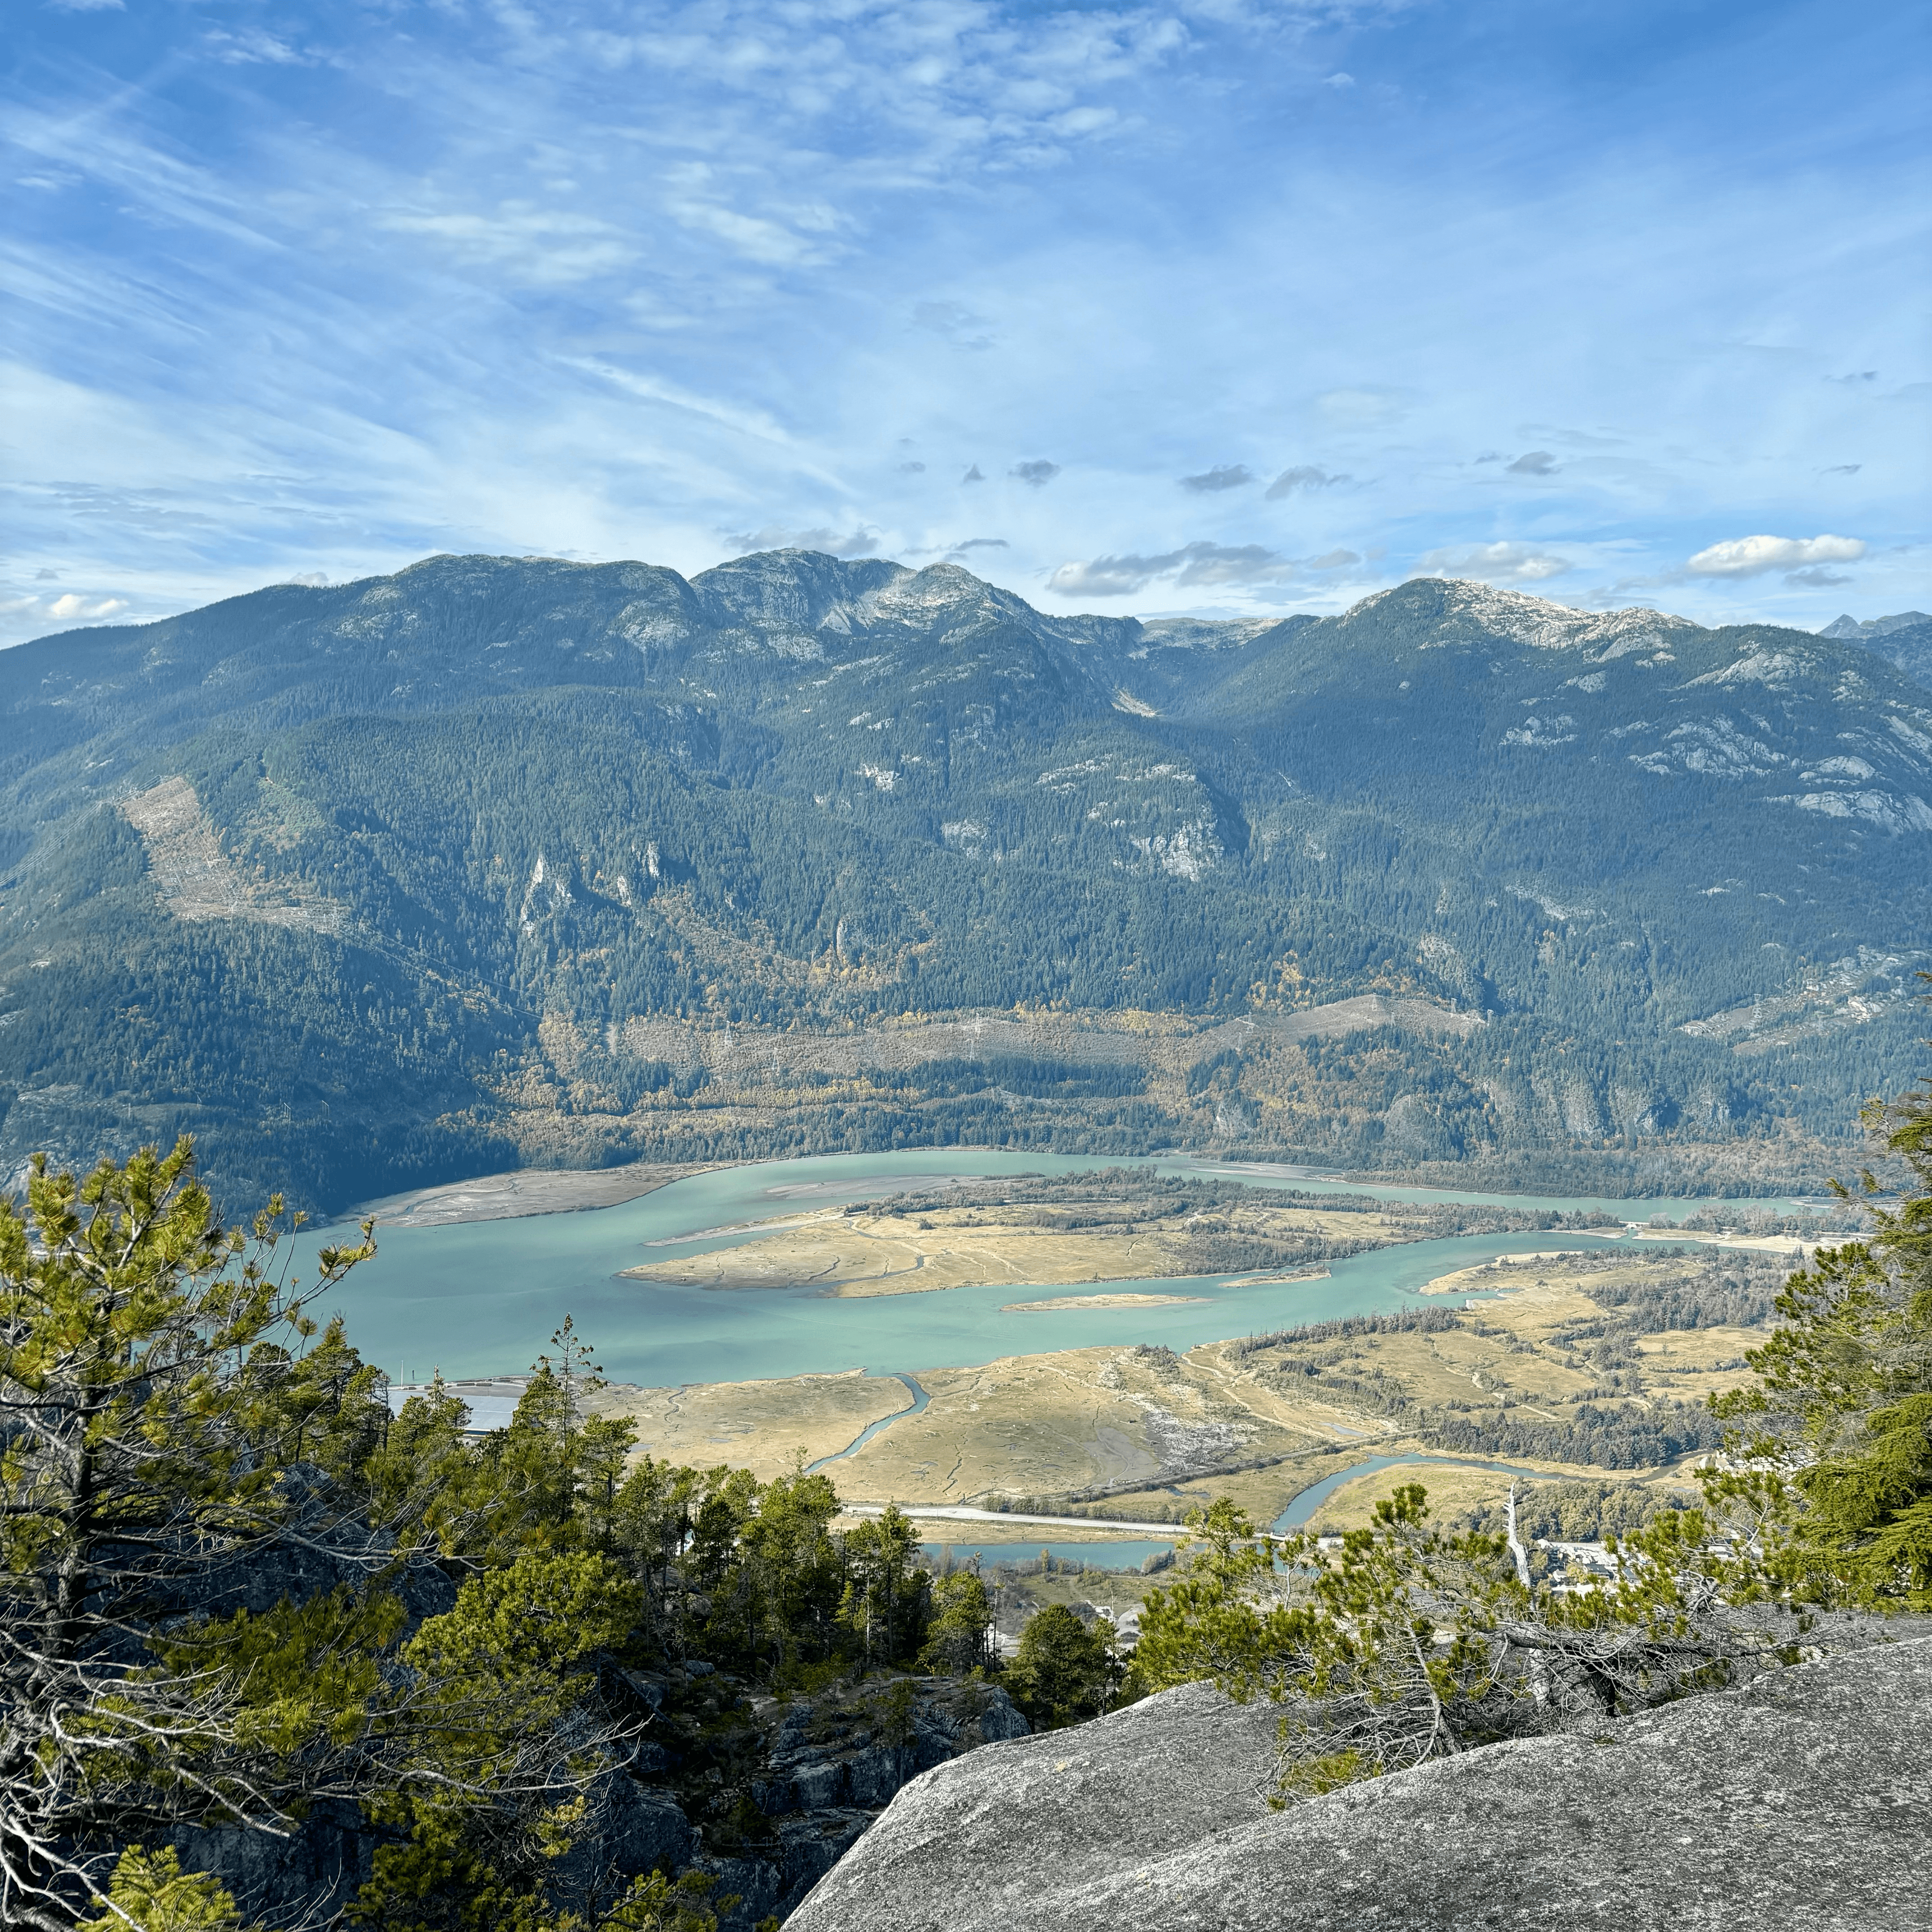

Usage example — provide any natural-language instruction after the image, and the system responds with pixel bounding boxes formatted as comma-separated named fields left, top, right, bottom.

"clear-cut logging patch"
left=120, top=776, right=345, bottom=933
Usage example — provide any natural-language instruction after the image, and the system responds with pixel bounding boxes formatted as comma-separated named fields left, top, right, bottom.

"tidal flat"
left=329, top=1150, right=1821, bottom=1533
left=564, top=1246, right=1792, bottom=1537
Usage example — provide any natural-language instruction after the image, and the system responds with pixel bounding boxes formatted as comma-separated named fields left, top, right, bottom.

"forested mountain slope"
left=1820, top=609, right=1932, bottom=687
left=1, top=553, right=1926, bottom=1211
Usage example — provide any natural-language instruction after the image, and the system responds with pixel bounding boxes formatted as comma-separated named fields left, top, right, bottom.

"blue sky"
left=3, top=0, right=1925, bottom=645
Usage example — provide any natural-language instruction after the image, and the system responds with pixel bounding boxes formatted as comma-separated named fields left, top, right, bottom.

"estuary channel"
left=319, top=1146, right=1798, bottom=1389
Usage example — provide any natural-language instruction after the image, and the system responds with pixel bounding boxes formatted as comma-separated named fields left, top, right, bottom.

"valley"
left=1, top=550, right=1908, bottom=1545
left=3, top=555, right=1926, bottom=1217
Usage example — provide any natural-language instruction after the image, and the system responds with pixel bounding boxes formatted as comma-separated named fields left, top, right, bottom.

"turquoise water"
left=310, top=1148, right=1787, bottom=1388
left=1268, top=1454, right=1596, bottom=1532
left=807, top=1374, right=929, bottom=1472
left=913, top=1455, right=1607, bottom=1569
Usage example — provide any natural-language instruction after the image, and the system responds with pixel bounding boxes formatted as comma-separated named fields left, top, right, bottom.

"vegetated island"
left=618, top=1167, right=1622, bottom=1297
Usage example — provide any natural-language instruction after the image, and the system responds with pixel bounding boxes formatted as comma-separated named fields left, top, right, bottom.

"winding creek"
left=806, top=1373, right=932, bottom=1472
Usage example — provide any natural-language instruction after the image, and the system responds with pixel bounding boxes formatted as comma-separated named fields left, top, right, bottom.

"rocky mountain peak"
left=1820, top=609, right=1931, bottom=640
left=1337, top=577, right=1705, bottom=658
left=688, top=550, right=914, bottom=633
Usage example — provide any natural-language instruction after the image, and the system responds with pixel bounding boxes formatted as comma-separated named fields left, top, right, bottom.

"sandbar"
left=354, top=1161, right=721, bottom=1228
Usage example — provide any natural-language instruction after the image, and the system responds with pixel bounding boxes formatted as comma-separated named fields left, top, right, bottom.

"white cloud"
left=1048, top=541, right=1292, bottom=597
left=666, top=190, right=824, bottom=268
left=205, top=28, right=310, bottom=65
left=47, top=593, right=129, bottom=620
left=1417, top=542, right=1571, bottom=584
left=1684, top=534, right=1867, bottom=577
left=726, top=525, right=878, bottom=558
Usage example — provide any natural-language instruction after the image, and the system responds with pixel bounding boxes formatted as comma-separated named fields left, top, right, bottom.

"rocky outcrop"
left=642, top=1668, right=1030, bottom=1929
left=788, top=1639, right=1932, bottom=1930
left=168, top=1665, right=1025, bottom=1929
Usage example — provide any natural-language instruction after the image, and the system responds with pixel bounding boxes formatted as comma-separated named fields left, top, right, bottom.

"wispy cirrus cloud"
left=378, top=206, right=635, bottom=285
left=2, top=0, right=1923, bottom=643
left=1265, top=466, right=1349, bottom=498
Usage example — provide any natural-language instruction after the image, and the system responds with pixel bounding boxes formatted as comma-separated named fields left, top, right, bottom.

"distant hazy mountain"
left=2, top=555, right=1927, bottom=1210
left=1819, top=610, right=1930, bottom=639
left=1818, top=610, right=1932, bottom=689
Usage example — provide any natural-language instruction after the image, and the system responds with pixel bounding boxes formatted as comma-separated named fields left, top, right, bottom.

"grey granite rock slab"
left=787, top=1640, right=1932, bottom=1931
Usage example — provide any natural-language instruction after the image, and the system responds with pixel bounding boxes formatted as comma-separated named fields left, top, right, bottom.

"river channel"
left=316, top=1146, right=1803, bottom=1389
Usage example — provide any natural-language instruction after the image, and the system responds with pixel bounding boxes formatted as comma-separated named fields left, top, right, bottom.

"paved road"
left=846, top=1502, right=1183, bottom=1536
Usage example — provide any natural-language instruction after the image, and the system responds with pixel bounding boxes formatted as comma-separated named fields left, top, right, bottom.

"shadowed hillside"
left=2, top=553, right=1926, bottom=1210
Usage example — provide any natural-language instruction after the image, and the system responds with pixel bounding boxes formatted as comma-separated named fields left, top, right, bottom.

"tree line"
left=1129, top=1061, right=1931, bottom=1793
left=0, top=1145, right=1117, bottom=1932
left=7, top=1056, right=1926, bottom=1925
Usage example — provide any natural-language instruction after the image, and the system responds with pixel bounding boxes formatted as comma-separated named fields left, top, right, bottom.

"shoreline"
left=342, top=1146, right=1837, bottom=1234
left=349, top=1160, right=724, bottom=1228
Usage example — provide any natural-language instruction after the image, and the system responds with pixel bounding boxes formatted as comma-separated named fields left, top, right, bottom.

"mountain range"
left=2, top=553, right=1927, bottom=1213
left=1818, top=609, right=1932, bottom=688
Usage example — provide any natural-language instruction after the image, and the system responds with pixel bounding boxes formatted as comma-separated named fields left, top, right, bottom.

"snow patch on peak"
left=1340, top=579, right=1703, bottom=656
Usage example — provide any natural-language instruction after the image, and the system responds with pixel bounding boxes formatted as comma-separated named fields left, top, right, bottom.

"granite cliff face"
left=171, top=1666, right=1028, bottom=1930
left=787, top=1639, right=1932, bottom=1931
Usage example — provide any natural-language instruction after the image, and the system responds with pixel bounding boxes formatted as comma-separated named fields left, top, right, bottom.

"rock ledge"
left=788, top=1638, right=1932, bottom=1930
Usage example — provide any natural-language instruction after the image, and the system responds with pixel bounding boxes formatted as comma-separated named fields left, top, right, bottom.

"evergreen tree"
left=0, top=1142, right=379, bottom=1929
left=917, top=1572, right=998, bottom=1678
left=1708, top=1060, right=1932, bottom=1605
left=1004, top=1606, right=1116, bottom=1730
